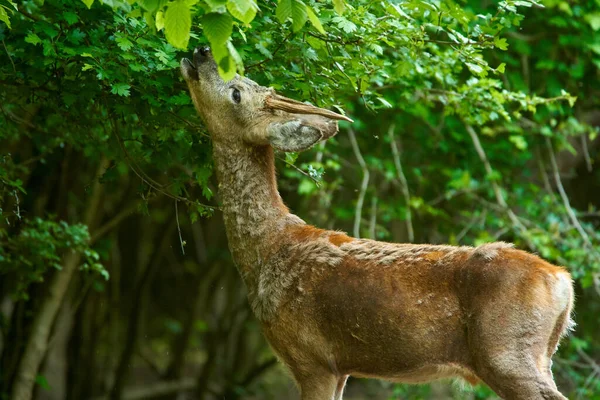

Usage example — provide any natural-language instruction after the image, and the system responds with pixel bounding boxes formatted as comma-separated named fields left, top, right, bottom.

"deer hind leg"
left=334, top=375, right=349, bottom=400
left=294, top=369, right=338, bottom=400
left=472, top=318, right=568, bottom=399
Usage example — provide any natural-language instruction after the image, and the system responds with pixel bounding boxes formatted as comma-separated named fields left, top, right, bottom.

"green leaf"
left=211, top=42, right=236, bottom=81
left=155, top=10, right=164, bottom=31
left=494, top=36, right=508, bottom=50
left=25, top=32, right=42, bottom=45
left=306, top=6, right=325, bottom=34
left=111, top=83, right=131, bottom=97
left=333, top=0, right=345, bottom=15
left=227, top=41, right=244, bottom=73
left=202, top=13, right=233, bottom=46
left=584, top=13, right=600, bottom=31
left=276, top=0, right=291, bottom=24
left=35, top=375, right=51, bottom=391
left=165, top=0, right=192, bottom=49
left=290, top=0, right=307, bottom=32
left=377, top=97, right=392, bottom=108
left=81, top=0, right=94, bottom=9
left=509, top=135, right=528, bottom=150
left=333, top=16, right=356, bottom=33
left=62, top=11, right=79, bottom=25
left=115, top=34, right=133, bottom=51
left=204, top=0, right=227, bottom=10
left=0, top=6, right=11, bottom=29
left=227, top=0, right=257, bottom=25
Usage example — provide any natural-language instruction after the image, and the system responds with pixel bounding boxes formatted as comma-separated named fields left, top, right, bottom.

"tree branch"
left=544, top=137, right=594, bottom=249
left=465, top=124, right=535, bottom=249
left=348, top=129, right=369, bottom=238
left=388, top=124, right=414, bottom=242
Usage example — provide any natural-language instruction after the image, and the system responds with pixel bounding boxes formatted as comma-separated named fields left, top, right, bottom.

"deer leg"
left=295, top=370, right=338, bottom=400
left=474, top=346, right=567, bottom=400
left=478, top=368, right=567, bottom=400
left=334, top=375, right=349, bottom=400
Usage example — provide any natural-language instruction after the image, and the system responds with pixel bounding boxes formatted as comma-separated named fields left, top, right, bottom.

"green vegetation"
left=1, top=0, right=599, bottom=398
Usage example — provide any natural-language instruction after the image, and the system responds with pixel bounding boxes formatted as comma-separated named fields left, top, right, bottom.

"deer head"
left=180, top=47, right=352, bottom=152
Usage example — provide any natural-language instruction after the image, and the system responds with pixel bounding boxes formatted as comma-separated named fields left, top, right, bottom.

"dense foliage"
left=1, top=0, right=599, bottom=399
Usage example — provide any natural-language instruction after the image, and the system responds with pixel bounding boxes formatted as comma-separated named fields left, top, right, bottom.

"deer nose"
left=193, top=46, right=211, bottom=66
left=195, top=46, right=210, bottom=56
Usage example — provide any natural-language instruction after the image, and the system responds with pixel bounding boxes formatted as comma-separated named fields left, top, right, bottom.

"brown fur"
left=181, top=48, right=575, bottom=400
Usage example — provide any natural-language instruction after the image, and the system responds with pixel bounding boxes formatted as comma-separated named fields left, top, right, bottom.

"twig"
left=581, top=134, right=593, bottom=172
left=175, top=200, right=185, bottom=255
left=388, top=125, right=414, bottom=242
left=111, top=121, right=217, bottom=210
left=13, top=190, right=20, bottom=220
left=2, top=40, right=15, bottom=74
left=545, top=138, right=594, bottom=249
left=246, top=31, right=294, bottom=71
left=91, top=202, right=145, bottom=244
left=368, top=196, right=378, bottom=240
left=348, top=129, right=369, bottom=238
left=276, top=156, right=321, bottom=186
left=239, top=357, right=278, bottom=387
left=576, top=348, right=600, bottom=376
left=465, top=124, right=534, bottom=249
left=17, top=8, right=42, bottom=22
left=455, top=211, right=486, bottom=243
left=168, top=111, right=210, bottom=139
left=305, top=31, right=362, bottom=46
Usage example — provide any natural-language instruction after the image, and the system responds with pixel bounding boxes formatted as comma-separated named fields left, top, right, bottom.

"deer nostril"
left=194, top=46, right=210, bottom=56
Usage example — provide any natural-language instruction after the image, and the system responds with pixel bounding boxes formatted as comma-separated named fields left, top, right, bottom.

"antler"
left=265, top=94, right=354, bottom=123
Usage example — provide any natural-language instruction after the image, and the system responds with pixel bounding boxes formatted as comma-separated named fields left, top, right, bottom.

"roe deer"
left=181, top=47, right=574, bottom=400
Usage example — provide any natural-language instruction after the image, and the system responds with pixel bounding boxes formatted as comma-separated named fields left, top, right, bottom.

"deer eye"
left=231, top=88, right=241, bottom=104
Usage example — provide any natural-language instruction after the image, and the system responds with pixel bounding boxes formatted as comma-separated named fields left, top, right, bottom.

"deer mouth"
left=180, top=58, right=196, bottom=82
left=180, top=47, right=215, bottom=82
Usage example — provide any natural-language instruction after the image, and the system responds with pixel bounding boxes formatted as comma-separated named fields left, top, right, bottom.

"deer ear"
left=267, top=116, right=338, bottom=152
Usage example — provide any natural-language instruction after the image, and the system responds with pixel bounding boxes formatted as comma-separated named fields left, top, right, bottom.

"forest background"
left=1, top=0, right=600, bottom=399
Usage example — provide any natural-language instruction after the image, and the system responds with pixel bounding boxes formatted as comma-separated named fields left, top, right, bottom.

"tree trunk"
left=10, top=158, right=109, bottom=400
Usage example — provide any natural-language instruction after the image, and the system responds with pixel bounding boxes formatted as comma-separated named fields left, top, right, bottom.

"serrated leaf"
left=494, top=36, right=508, bottom=50
left=111, top=83, right=131, bottom=97
left=5, top=0, right=17, bottom=11
left=227, top=0, right=257, bottom=24
left=202, top=12, right=233, bottom=46
left=227, top=41, right=244, bottom=74
left=377, top=97, right=392, bottom=108
left=62, top=11, right=79, bottom=25
left=333, top=0, right=345, bottom=15
left=25, top=32, right=42, bottom=45
left=156, top=10, right=164, bottom=31
left=291, top=0, right=307, bottom=32
left=496, top=62, right=506, bottom=74
left=333, top=16, right=355, bottom=33
left=165, top=0, right=191, bottom=49
left=218, top=55, right=236, bottom=81
left=115, top=33, right=133, bottom=50
left=140, top=0, right=160, bottom=12
left=276, top=0, right=291, bottom=24
left=211, top=43, right=236, bottom=81
left=205, top=0, right=226, bottom=10
left=0, top=7, right=11, bottom=29
left=81, top=0, right=94, bottom=9
left=306, top=6, right=324, bottom=34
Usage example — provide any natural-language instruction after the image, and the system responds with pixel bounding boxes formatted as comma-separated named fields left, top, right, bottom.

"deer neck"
left=212, top=140, right=300, bottom=280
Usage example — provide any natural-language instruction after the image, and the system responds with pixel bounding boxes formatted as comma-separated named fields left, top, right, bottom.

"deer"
left=180, top=46, right=574, bottom=400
